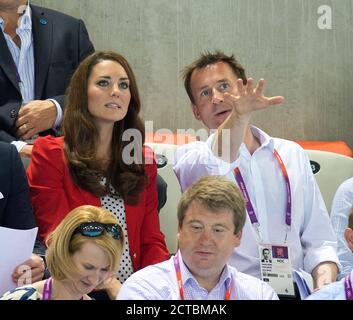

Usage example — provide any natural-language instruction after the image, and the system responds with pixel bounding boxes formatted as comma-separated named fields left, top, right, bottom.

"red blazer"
left=27, top=136, right=169, bottom=272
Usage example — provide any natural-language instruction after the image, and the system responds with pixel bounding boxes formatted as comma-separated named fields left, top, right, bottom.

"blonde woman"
left=0, top=205, right=123, bottom=300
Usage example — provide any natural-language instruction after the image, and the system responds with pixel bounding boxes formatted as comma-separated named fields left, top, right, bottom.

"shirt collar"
left=238, top=125, right=275, bottom=157
left=250, top=125, right=275, bottom=151
left=0, top=1, right=32, bottom=32
left=17, top=2, right=32, bottom=31
left=178, top=250, right=232, bottom=290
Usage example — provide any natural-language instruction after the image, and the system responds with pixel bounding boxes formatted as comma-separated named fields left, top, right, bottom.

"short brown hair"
left=177, top=176, right=246, bottom=234
left=46, top=205, right=124, bottom=283
left=183, top=51, right=247, bottom=104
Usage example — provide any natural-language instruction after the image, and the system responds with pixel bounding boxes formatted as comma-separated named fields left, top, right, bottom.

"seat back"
left=296, top=140, right=353, bottom=157
left=145, top=143, right=181, bottom=253
left=304, top=149, right=353, bottom=212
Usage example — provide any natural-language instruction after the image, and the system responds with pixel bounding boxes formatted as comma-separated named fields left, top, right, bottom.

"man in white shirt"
left=118, top=176, right=278, bottom=300
left=0, top=0, right=94, bottom=157
left=173, top=51, right=339, bottom=291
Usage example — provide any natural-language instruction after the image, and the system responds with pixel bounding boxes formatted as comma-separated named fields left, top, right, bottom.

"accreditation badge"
left=259, top=244, right=295, bottom=297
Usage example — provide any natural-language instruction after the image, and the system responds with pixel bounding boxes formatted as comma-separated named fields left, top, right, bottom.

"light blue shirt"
left=306, top=270, right=353, bottom=300
left=117, top=250, right=278, bottom=300
left=330, top=177, right=353, bottom=280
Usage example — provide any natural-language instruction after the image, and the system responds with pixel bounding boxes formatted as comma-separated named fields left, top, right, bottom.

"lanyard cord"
left=234, top=149, right=292, bottom=241
left=344, top=274, right=353, bottom=300
left=173, top=252, right=233, bottom=300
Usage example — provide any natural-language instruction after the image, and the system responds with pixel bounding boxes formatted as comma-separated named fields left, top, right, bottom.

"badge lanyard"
left=42, top=277, right=83, bottom=300
left=344, top=274, right=353, bottom=300
left=173, top=252, right=233, bottom=300
left=42, top=277, right=52, bottom=300
left=234, top=149, right=292, bottom=243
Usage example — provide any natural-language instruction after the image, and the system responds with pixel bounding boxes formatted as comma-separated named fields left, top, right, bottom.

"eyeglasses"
left=73, top=222, right=122, bottom=240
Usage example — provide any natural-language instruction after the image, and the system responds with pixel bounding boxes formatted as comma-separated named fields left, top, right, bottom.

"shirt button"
left=10, top=109, right=17, bottom=118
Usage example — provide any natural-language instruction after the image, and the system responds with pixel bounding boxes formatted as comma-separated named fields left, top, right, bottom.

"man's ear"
left=233, top=229, right=243, bottom=248
left=177, top=226, right=181, bottom=241
left=344, top=228, right=353, bottom=251
left=192, top=105, right=201, bottom=121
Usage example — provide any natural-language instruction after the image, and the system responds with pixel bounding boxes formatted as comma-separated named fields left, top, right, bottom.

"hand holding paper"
left=0, top=226, right=38, bottom=295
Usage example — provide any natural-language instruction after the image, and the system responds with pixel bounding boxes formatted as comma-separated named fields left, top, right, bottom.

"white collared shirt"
left=174, top=126, right=339, bottom=279
left=117, top=250, right=278, bottom=300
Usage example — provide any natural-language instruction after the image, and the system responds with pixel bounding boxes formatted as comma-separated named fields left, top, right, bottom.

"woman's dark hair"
left=63, top=51, right=146, bottom=204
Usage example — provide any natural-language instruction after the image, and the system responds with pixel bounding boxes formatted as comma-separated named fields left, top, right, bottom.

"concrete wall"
left=33, top=0, right=353, bottom=147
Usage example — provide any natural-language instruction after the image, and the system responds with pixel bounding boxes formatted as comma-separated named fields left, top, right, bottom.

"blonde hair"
left=45, top=205, right=124, bottom=282
left=177, top=176, right=246, bottom=234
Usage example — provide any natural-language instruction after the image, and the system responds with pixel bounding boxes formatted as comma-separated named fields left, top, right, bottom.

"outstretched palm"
left=224, top=78, right=284, bottom=118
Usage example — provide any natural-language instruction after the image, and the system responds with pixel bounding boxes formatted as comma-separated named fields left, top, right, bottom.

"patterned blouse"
left=101, top=178, right=134, bottom=283
left=0, top=286, right=39, bottom=300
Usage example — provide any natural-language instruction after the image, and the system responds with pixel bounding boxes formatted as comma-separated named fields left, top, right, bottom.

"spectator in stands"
left=0, top=1, right=167, bottom=213
left=118, top=176, right=278, bottom=300
left=0, top=205, right=124, bottom=300
left=0, top=0, right=94, bottom=157
left=174, top=51, right=339, bottom=291
left=0, top=141, right=45, bottom=285
left=307, top=209, right=353, bottom=300
left=27, top=51, right=169, bottom=297
left=331, top=177, right=353, bottom=280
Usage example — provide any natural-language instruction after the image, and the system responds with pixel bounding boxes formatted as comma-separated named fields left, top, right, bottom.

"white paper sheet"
left=0, top=226, right=38, bottom=295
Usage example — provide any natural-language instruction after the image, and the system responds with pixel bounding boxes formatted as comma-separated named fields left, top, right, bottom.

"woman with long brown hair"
left=27, top=51, right=169, bottom=297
